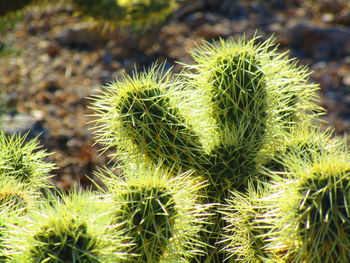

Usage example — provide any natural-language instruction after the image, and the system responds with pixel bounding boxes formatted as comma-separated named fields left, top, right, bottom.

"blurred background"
left=0, top=0, right=349, bottom=189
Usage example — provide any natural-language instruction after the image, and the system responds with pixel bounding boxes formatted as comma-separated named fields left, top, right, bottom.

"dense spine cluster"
left=3, top=191, right=129, bottom=262
left=0, top=132, right=54, bottom=189
left=97, top=166, right=210, bottom=262
left=257, top=153, right=350, bottom=263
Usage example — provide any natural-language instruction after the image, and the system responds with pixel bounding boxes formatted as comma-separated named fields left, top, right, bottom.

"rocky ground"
left=1, top=0, right=349, bottom=189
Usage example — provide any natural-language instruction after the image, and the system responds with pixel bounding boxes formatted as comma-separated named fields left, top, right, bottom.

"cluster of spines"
left=254, top=149, right=350, bottom=263
left=264, top=127, right=345, bottom=173
left=0, top=131, right=55, bottom=189
left=220, top=183, right=272, bottom=263
left=0, top=132, right=55, bottom=261
left=184, top=36, right=322, bottom=191
left=2, top=190, right=130, bottom=262
left=97, top=165, right=210, bottom=262
left=91, top=66, right=210, bottom=175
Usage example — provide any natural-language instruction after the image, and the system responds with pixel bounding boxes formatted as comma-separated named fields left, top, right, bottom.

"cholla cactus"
left=91, top=36, right=328, bottom=262
left=259, top=150, right=350, bottom=262
left=96, top=164, right=210, bottom=262
left=0, top=204, right=26, bottom=262
left=0, top=176, right=40, bottom=261
left=3, top=190, right=130, bottom=262
left=220, top=183, right=272, bottom=263
left=0, top=132, right=55, bottom=189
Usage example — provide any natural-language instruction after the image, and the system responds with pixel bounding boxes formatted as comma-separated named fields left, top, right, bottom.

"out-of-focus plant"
left=69, top=0, right=181, bottom=32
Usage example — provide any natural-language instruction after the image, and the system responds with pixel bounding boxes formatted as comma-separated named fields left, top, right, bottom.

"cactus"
left=265, top=127, right=344, bottom=173
left=92, top=36, right=323, bottom=192
left=0, top=132, right=55, bottom=189
left=97, top=165, right=210, bottom=262
left=220, top=183, right=272, bottom=262
left=0, top=32, right=347, bottom=262
left=4, top=190, right=130, bottom=262
left=0, top=205, right=25, bottom=262
left=91, top=36, right=328, bottom=262
left=0, top=177, right=39, bottom=262
left=91, top=65, right=212, bottom=175
left=0, top=179, right=42, bottom=261
left=258, top=150, right=350, bottom=263
left=0, top=176, right=38, bottom=213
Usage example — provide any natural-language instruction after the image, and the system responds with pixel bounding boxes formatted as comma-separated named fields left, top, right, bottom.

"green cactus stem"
left=118, top=186, right=176, bottom=262
left=91, top=65, right=211, bottom=175
left=4, top=190, right=130, bottom=263
left=220, top=183, right=273, bottom=263
left=260, top=151, right=350, bottom=262
left=97, top=165, right=210, bottom=262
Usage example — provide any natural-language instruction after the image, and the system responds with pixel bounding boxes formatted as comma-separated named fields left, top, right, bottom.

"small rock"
left=184, top=12, right=208, bottom=28
left=286, top=24, right=350, bottom=60
left=194, top=23, right=231, bottom=39
left=102, top=50, right=114, bottom=66
left=343, top=74, right=350, bottom=86
left=220, top=1, right=247, bottom=19
left=38, top=80, right=62, bottom=93
left=56, top=24, right=106, bottom=50
left=2, top=113, right=48, bottom=141
left=45, top=43, right=61, bottom=57
left=184, top=12, right=222, bottom=28
left=269, top=0, right=287, bottom=10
